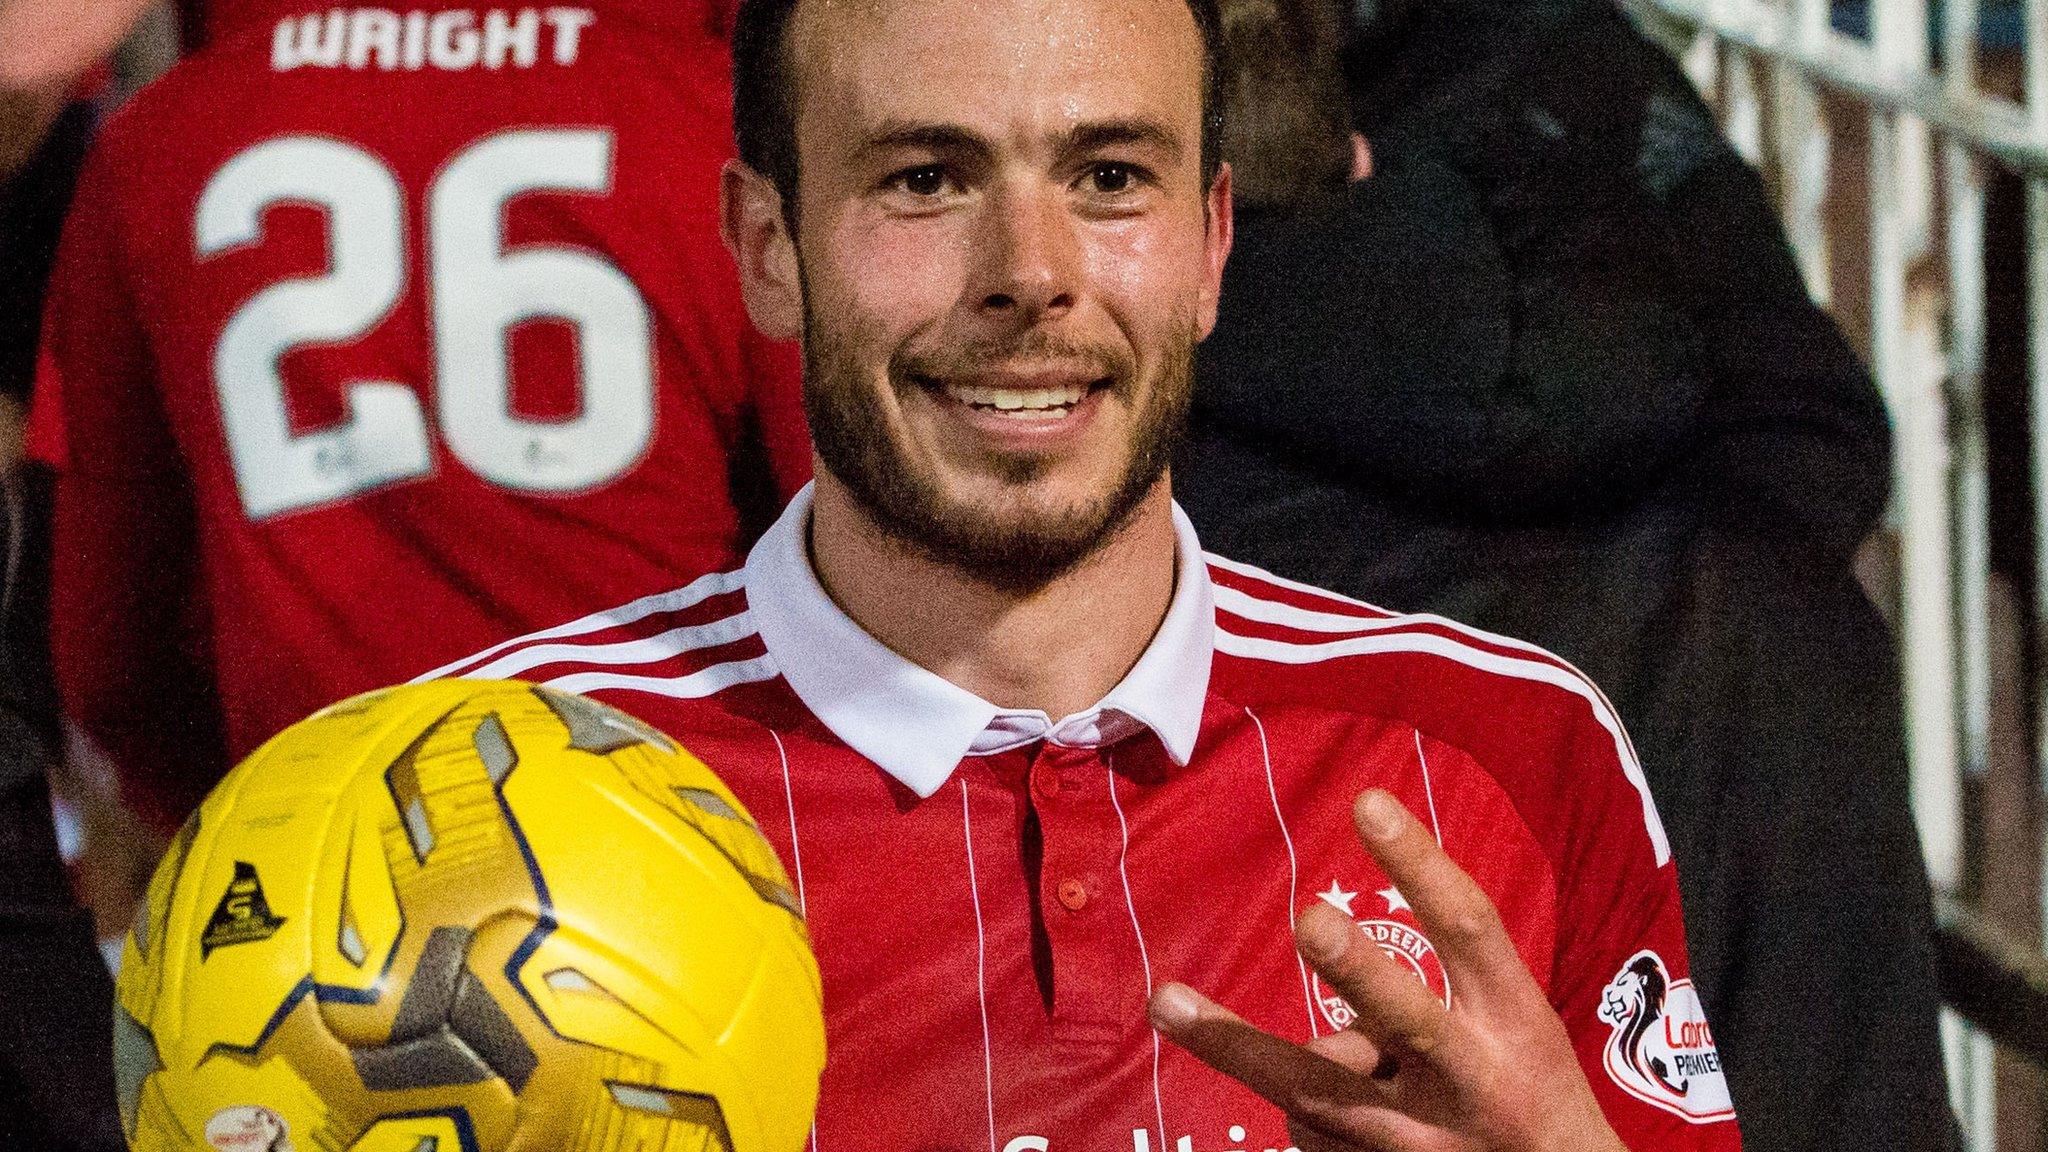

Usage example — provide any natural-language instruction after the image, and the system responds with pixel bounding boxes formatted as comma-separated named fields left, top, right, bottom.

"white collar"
left=743, top=483, right=1215, bottom=797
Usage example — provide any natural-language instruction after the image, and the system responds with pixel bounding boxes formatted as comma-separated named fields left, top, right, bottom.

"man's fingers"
left=1149, top=982, right=1387, bottom=1117
left=1285, top=1119, right=1375, bottom=1152
left=1303, top=1023, right=1390, bottom=1079
left=1289, top=1108, right=1441, bottom=1152
left=1296, top=901, right=1454, bottom=1063
left=1353, top=789, right=1530, bottom=1000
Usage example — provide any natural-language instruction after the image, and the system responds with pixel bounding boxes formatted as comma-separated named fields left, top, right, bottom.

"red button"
left=1056, top=879, right=1089, bottom=911
left=1030, top=766, right=1061, bottom=804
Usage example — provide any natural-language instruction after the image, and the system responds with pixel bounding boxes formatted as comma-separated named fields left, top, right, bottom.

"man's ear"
left=1196, top=161, right=1234, bottom=340
left=720, top=159, right=805, bottom=341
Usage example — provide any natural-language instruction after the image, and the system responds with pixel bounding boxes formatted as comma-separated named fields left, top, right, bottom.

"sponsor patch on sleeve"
left=1595, top=950, right=1735, bottom=1124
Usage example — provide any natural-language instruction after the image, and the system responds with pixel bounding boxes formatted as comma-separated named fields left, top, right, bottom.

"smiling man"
left=430, top=0, right=1744, bottom=1146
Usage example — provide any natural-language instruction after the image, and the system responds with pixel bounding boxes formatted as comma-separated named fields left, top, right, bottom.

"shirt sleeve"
left=1546, top=708, right=1742, bottom=1150
left=34, top=141, right=229, bottom=835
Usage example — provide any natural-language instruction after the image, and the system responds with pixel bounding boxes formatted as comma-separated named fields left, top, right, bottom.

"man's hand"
left=0, top=0, right=163, bottom=179
left=1148, top=789, right=1626, bottom=1152
left=0, top=0, right=162, bottom=91
left=47, top=723, right=169, bottom=951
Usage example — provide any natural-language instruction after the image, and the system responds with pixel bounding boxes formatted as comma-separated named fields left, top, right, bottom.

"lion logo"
left=1595, top=950, right=1735, bottom=1124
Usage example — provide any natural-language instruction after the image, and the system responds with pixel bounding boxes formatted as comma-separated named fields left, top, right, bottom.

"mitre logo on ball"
left=200, top=861, right=287, bottom=958
left=1310, top=880, right=1452, bottom=1031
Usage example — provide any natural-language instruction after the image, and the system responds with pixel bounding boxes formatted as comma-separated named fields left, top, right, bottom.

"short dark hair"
left=731, top=0, right=1225, bottom=213
left=1215, top=0, right=1352, bottom=209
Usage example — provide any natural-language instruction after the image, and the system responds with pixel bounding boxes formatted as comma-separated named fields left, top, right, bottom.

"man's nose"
left=967, top=184, right=1080, bottom=322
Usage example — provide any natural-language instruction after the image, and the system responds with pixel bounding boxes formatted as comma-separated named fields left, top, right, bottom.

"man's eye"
left=889, top=165, right=953, bottom=197
left=1085, top=163, right=1139, bottom=194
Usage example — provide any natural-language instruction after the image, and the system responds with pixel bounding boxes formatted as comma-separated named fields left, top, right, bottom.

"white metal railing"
left=1629, top=0, right=2047, bottom=1147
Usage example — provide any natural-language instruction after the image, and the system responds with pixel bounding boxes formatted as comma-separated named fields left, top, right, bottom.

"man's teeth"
left=943, top=382, right=1088, bottom=414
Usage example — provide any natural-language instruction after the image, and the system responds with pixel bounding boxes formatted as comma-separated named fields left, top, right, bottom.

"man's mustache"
left=891, top=336, right=1131, bottom=387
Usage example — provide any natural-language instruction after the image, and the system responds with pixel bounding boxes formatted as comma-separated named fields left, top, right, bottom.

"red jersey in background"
left=430, top=488, right=1741, bottom=1152
left=188, top=0, right=746, bottom=48
left=33, top=3, right=811, bottom=831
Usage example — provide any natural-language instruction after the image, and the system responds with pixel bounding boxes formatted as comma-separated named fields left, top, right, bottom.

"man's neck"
left=807, top=474, right=1179, bottom=720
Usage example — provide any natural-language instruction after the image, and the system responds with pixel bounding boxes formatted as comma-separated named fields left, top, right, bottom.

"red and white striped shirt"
left=427, top=486, right=1740, bottom=1152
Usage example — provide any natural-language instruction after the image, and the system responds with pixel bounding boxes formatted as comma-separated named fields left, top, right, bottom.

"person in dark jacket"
left=0, top=94, right=124, bottom=1151
left=1176, top=2, right=1957, bottom=1149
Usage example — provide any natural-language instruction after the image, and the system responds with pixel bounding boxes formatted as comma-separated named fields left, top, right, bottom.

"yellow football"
left=114, top=679, right=824, bottom=1152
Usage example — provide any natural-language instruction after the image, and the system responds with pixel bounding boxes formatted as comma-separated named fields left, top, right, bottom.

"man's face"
left=772, top=0, right=1230, bottom=587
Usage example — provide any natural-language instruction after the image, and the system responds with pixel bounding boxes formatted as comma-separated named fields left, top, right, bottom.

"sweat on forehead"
left=802, top=0, right=1197, bottom=147
left=731, top=0, right=1224, bottom=203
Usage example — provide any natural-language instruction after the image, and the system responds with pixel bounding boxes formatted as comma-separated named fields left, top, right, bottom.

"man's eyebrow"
left=1057, top=119, right=1184, bottom=162
left=854, top=121, right=994, bottom=163
left=852, top=118, right=1186, bottom=165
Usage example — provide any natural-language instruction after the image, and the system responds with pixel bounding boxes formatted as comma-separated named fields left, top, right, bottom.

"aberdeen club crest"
left=1310, top=880, right=1452, bottom=1031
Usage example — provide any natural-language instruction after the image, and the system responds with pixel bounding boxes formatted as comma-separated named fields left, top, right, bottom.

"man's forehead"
left=788, top=0, right=1203, bottom=153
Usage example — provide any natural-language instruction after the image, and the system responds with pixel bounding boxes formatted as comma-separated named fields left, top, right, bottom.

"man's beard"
left=802, top=312, right=1195, bottom=593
